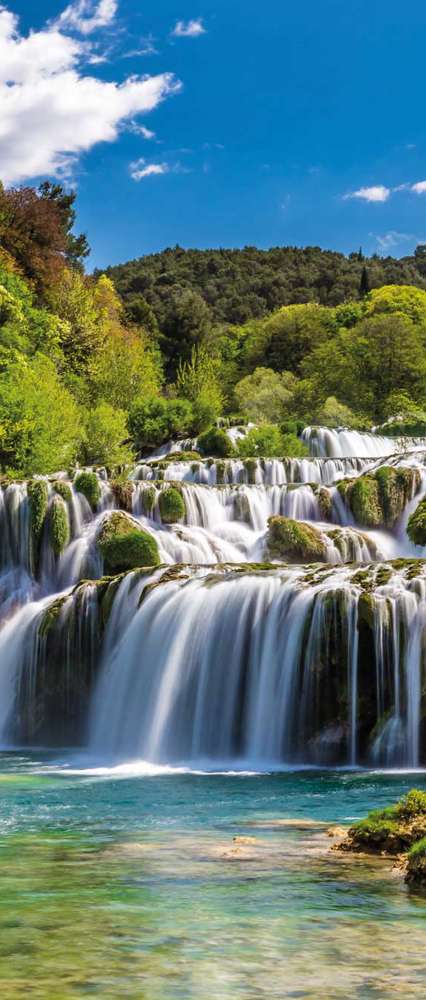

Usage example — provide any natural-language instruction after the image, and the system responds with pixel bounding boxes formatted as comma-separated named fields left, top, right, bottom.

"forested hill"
left=101, top=245, right=426, bottom=326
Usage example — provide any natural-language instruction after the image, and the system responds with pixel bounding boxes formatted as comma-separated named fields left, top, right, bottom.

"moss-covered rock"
left=407, top=497, right=426, bottom=547
left=140, top=485, right=157, bottom=515
left=338, top=467, right=420, bottom=529
left=111, top=480, right=134, bottom=513
left=96, top=511, right=160, bottom=574
left=74, top=471, right=101, bottom=511
left=316, top=486, right=333, bottom=521
left=197, top=427, right=235, bottom=458
left=158, top=486, right=185, bottom=524
left=244, top=458, right=257, bottom=484
left=155, top=451, right=201, bottom=467
left=52, top=480, right=72, bottom=503
left=342, top=789, right=426, bottom=855
left=49, top=496, right=70, bottom=556
left=406, top=837, right=426, bottom=887
left=27, top=479, right=49, bottom=543
left=266, top=516, right=326, bottom=563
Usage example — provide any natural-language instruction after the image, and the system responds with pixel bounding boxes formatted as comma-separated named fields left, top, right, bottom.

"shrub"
left=159, top=487, right=185, bottom=523
left=83, top=402, right=134, bottom=469
left=128, top=396, right=193, bottom=453
left=74, top=471, right=101, bottom=511
left=237, top=425, right=306, bottom=458
left=53, top=480, right=72, bottom=503
left=197, top=427, right=235, bottom=458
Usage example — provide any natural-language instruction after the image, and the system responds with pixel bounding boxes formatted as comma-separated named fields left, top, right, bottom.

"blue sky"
left=3, top=1, right=426, bottom=268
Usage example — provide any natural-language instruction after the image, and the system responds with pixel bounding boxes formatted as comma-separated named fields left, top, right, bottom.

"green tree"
left=176, top=346, right=224, bottom=424
left=234, top=367, right=296, bottom=423
left=82, top=403, right=134, bottom=468
left=0, top=353, right=83, bottom=475
left=128, top=396, right=193, bottom=453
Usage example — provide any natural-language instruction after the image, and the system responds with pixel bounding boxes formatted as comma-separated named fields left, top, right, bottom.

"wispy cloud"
left=130, top=123, right=156, bottom=140
left=411, top=180, right=426, bottom=194
left=55, top=0, right=117, bottom=36
left=130, top=158, right=189, bottom=180
left=172, top=18, right=206, bottom=38
left=0, top=4, right=181, bottom=185
left=372, top=231, right=415, bottom=252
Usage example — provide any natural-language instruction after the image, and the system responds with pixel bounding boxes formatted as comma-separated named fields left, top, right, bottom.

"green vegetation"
left=27, top=479, right=48, bottom=543
left=343, top=790, right=426, bottom=887
left=197, top=427, right=235, bottom=457
left=96, top=512, right=160, bottom=573
left=53, top=480, right=72, bottom=503
left=266, top=516, right=326, bottom=563
left=2, top=181, right=426, bottom=477
left=74, top=471, right=101, bottom=511
left=338, top=467, right=420, bottom=529
left=407, top=498, right=426, bottom=547
left=158, top=487, right=186, bottom=523
left=49, top=496, right=70, bottom=556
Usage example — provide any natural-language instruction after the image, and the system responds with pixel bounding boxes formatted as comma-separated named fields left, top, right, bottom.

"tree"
left=237, top=425, right=308, bottom=458
left=160, top=288, right=212, bottom=374
left=82, top=403, right=134, bottom=468
left=315, top=396, right=359, bottom=428
left=128, top=396, right=193, bottom=453
left=38, top=182, right=90, bottom=269
left=243, top=303, right=336, bottom=375
left=359, top=266, right=370, bottom=296
left=366, top=284, right=426, bottom=325
left=0, top=353, right=82, bottom=475
left=234, top=367, right=296, bottom=423
left=176, top=346, right=224, bottom=423
left=0, top=182, right=88, bottom=298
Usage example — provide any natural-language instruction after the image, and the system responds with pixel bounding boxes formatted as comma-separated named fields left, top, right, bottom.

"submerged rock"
left=266, top=516, right=326, bottom=563
left=96, top=511, right=160, bottom=573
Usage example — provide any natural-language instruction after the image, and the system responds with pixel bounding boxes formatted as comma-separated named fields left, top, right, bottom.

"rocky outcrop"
left=266, top=516, right=326, bottom=563
left=96, top=511, right=160, bottom=573
left=338, top=466, right=420, bottom=528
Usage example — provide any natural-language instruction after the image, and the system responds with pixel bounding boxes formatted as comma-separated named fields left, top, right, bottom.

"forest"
left=2, top=179, right=426, bottom=478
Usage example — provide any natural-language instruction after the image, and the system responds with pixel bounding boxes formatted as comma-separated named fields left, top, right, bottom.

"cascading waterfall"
left=1, top=425, right=426, bottom=769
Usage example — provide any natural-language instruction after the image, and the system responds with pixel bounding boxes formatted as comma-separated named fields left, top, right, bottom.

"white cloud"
left=411, top=180, right=426, bottom=194
left=172, top=18, right=206, bottom=37
left=131, top=124, right=156, bottom=140
left=55, top=0, right=118, bottom=36
left=130, top=158, right=169, bottom=180
left=0, top=5, right=181, bottom=185
left=344, top=185, right=391, bottom=203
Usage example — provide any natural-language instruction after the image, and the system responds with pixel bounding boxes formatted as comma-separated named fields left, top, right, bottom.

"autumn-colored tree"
left=0, top=181, right=88, bottom=299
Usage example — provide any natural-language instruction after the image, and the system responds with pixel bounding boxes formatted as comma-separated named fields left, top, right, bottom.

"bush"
left=237, top=425, right=306, bottom=458
left=159, top=487, right=185, bottom=523
left=74, top=471, right=101, bottom=511
left=97, top=511, right=160, bottom=573
left=83, top=402, right=134, bottom=470
left=49, top=495, right=70, bottom=555
left=197, top=427, right=235, bottom=458
left=128, top=396, right=193, bottom=453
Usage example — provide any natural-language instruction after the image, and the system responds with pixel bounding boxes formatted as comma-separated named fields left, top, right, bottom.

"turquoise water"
left=0, top=754, right=425, bottom=998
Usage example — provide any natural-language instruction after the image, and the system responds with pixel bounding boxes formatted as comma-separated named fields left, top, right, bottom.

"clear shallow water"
left=0, top=755, right=425, bottom=998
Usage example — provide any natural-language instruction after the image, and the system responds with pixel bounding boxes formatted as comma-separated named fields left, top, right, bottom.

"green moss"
left=344, top=789, right=426, bottom=855
left=244, top=458, right=257, bottom=484
left=266, top=516, right=326, bottom=563
left=97, top=512, right=160, bottom=574
left=49, top=496, right=70, bottom=556
left=317, top=487, right=332, bottom=520
left=111, top=480, right=134, bottom=513
left=340, top=467, right=420, bottom=529
left=38, top=596, right=67, bottom=638
left=406, top=837, right=426, bottom=887
left=197, top=427, right=235, bottom=458
left=74, top=472, right=101, bottom=511
left=52, top=480, right=72, bottom=503
left=215, top=460, right=226, bottom=485
left=358, top=591, right=375, bottom=628
left=407, top=498, right=426, bottom=547
left=159, top=486, right=185, bottom=524
left=27, top=479, right=48, bottom=543
left=375, top=566, right=392, bottom=586
left=141, top=485, right=157, bottom=515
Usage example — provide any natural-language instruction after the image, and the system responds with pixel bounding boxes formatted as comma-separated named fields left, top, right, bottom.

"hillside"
left=102, top=244, right=426, bottom=327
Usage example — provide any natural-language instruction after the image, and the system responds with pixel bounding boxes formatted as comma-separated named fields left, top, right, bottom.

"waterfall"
left=1, top=441, right=426, bottom=768
left=302, top=425, right=426, bottom=459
